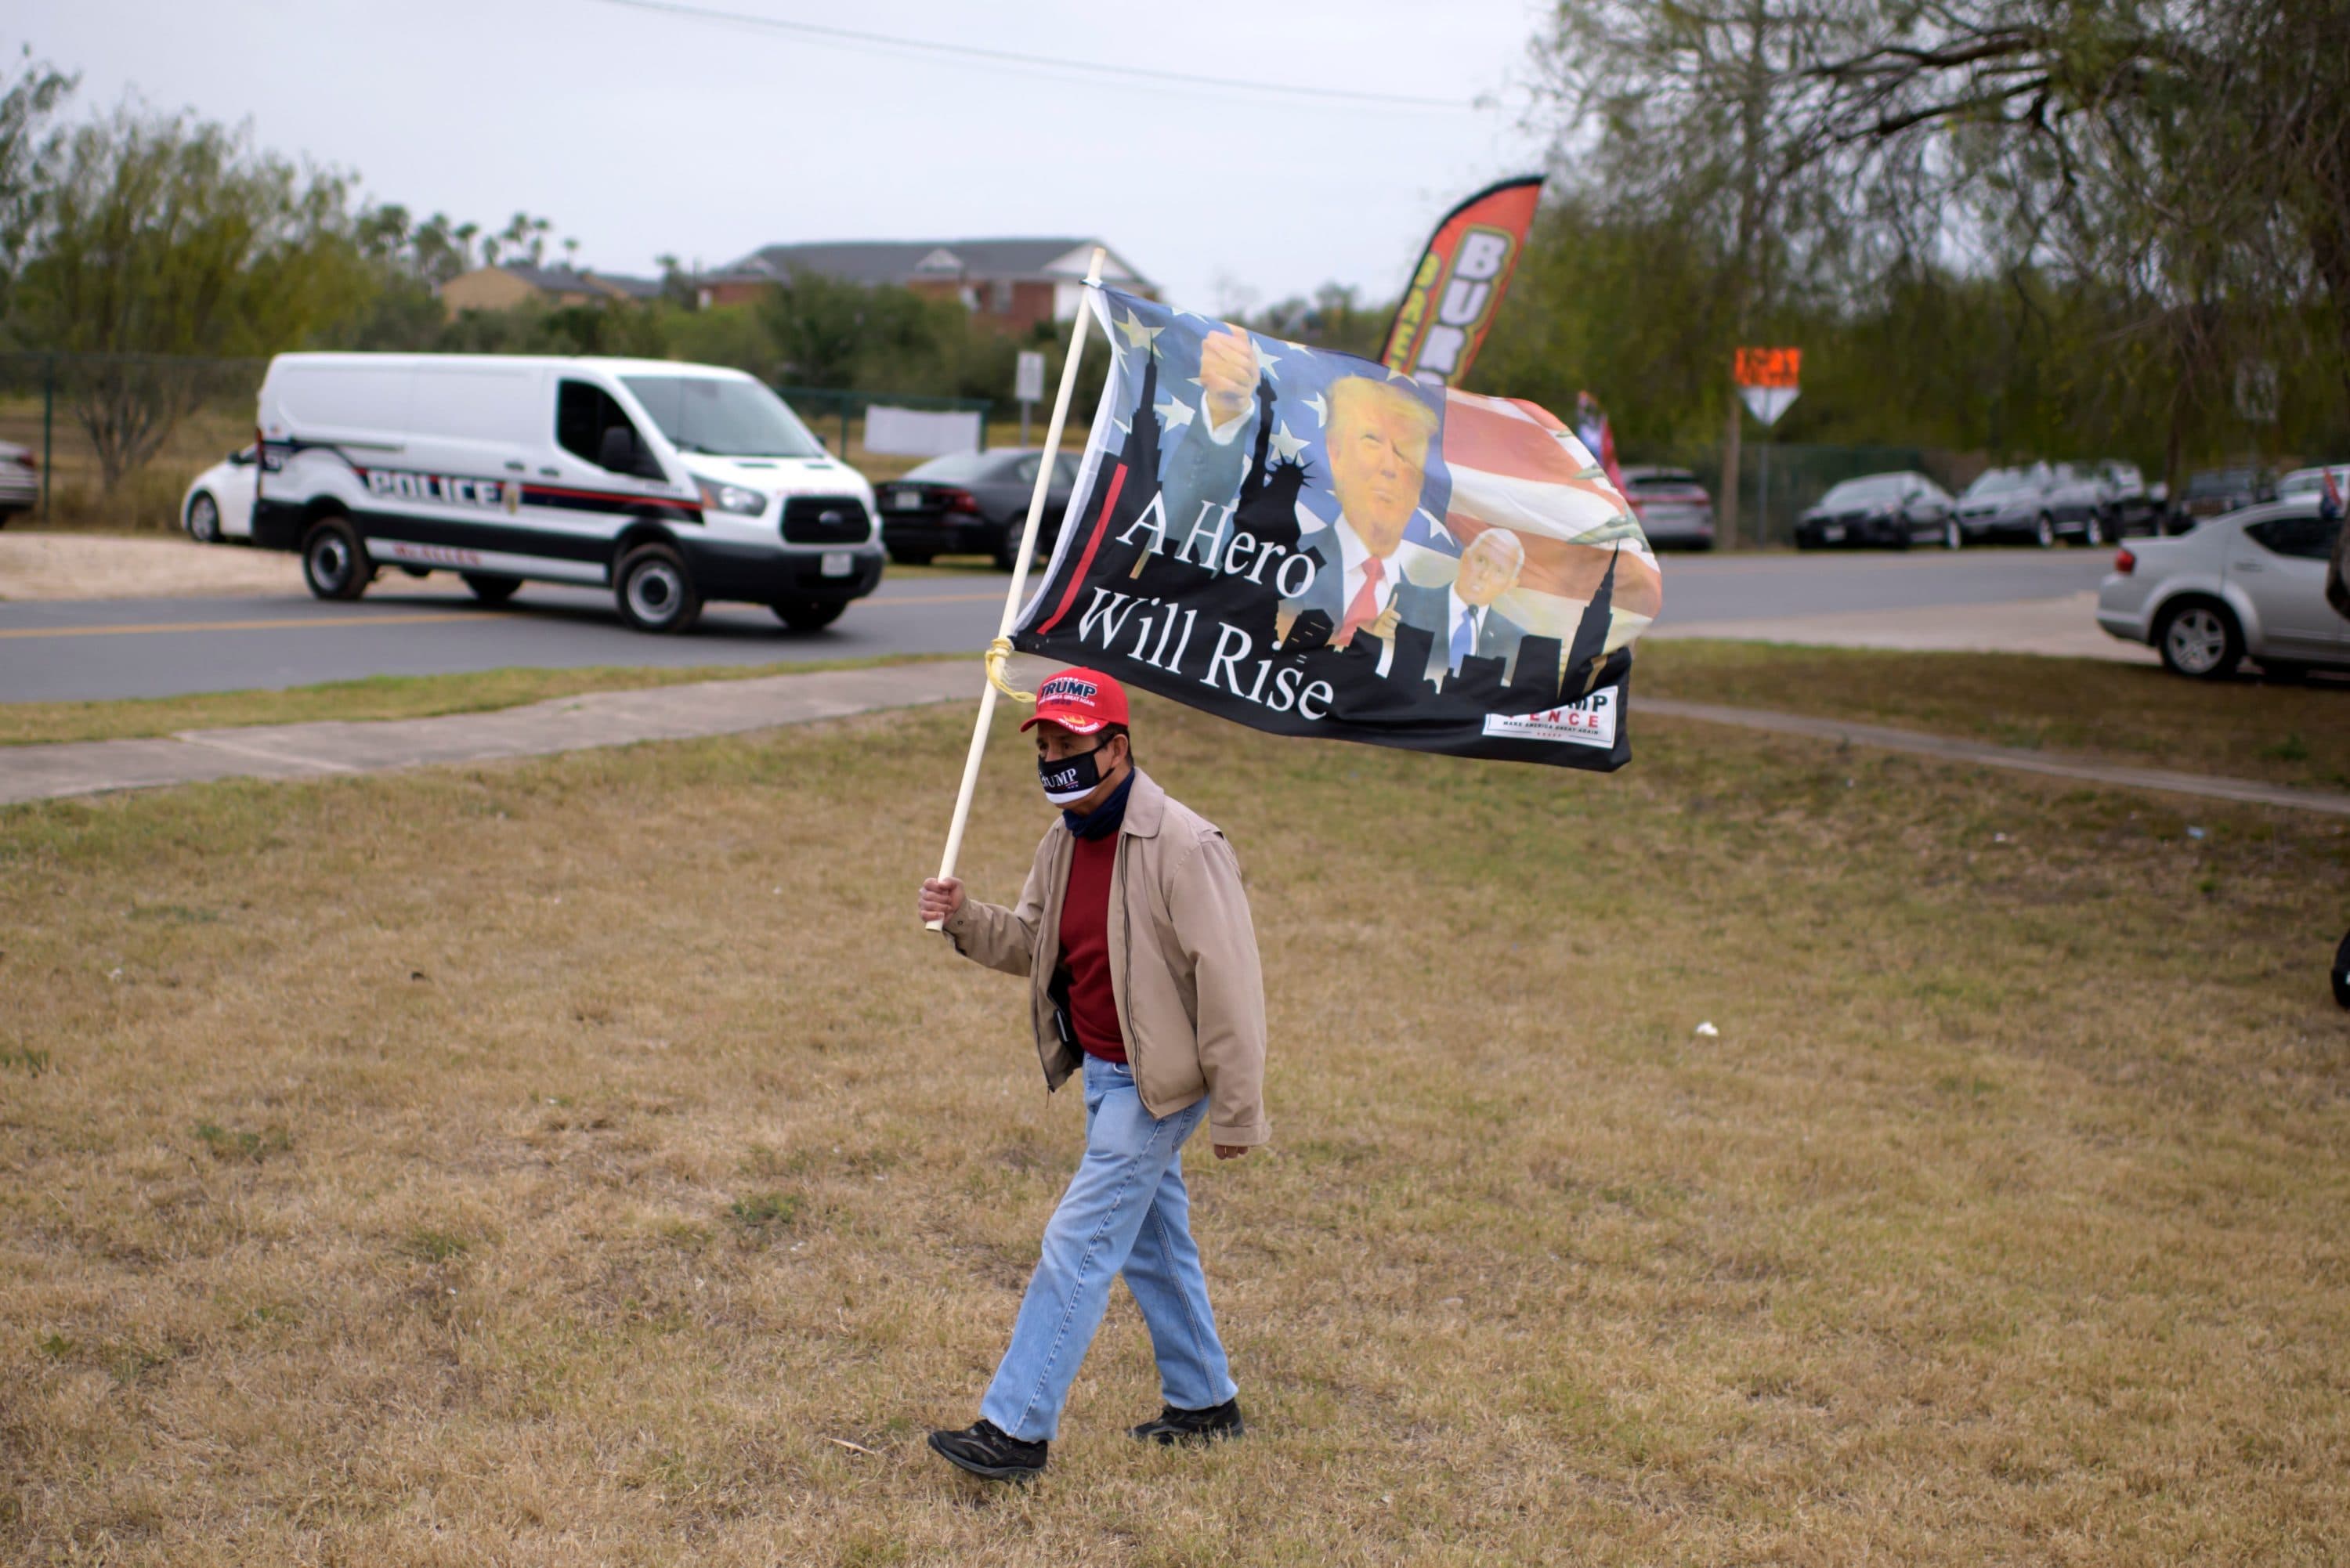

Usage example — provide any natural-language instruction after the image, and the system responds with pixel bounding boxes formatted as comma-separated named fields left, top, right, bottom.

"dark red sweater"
left=1058, top=832, right=1126, bottom=1064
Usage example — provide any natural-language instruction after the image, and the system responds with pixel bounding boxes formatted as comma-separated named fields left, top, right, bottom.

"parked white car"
left=180, top=446, right=263, bottom=543
left=248, top=353, right=883, bottom=633
left=2096, top=499, right=2349, bottom=677
left=0, top=439, right=38, bottom=525
left=2276, top=464, right=2350, bottom=503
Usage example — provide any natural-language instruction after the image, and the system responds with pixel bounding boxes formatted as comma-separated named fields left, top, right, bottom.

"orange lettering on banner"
left=1734, top=347, right=1802, bottom=388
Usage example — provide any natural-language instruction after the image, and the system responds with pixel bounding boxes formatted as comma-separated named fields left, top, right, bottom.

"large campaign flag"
left=1379, top=175, right=1544, bottom=389
left=1011, top=288, right=1662, bottom=770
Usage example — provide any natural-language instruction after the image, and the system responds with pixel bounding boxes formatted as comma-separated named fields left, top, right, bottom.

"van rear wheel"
left=614, top=543, right=701, bottom=634
left=463, top=573, right=520, bottom=605
left=302, top=518, right=371, bottom=601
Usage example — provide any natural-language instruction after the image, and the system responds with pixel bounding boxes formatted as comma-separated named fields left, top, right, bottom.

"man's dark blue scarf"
left=1063, top=771, right=1133, bottom=840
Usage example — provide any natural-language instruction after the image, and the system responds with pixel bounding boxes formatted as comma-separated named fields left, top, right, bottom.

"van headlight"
left=696, top=478, right=767, bottom=516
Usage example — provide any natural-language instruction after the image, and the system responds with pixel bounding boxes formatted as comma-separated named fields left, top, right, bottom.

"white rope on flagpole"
left=925, top=246, right=1106, bottom=931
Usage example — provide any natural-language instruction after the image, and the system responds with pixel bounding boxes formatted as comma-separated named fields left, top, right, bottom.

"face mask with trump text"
left=1039, top=744, right=1108, bottom=806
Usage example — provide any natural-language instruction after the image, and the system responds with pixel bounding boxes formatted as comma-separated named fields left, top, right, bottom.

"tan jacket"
left=942, top=769, right=1270, bottom=1146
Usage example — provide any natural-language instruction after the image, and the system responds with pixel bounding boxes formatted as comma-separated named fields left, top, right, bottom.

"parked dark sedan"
left=1795, top=471, right=1958, bottom=550
left=877, top=450, right=1079, bottom=569
left=2177, top=466, right=2275, bottom=524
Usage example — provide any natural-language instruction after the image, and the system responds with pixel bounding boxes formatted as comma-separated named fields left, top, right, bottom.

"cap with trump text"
left=1021, top=667, right=1129, bottom=735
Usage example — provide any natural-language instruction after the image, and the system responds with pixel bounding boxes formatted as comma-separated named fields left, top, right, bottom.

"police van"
left=248, top=354, right=884, bottom=633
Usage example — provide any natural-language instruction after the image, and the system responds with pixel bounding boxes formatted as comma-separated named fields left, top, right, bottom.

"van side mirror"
left=599, top=425, right=660, bottom=479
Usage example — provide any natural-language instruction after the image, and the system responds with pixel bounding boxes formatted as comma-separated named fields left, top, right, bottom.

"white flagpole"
left=925, top=246, right=1106, bottom=931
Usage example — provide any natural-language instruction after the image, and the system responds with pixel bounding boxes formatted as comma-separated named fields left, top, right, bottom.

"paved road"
left=0, top=549, right=2117, bottom=704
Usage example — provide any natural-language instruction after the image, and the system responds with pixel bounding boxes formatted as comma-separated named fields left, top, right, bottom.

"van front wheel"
left=615, top=544, right=701, bottom=634
left=302, top=518, right=371, bottom=601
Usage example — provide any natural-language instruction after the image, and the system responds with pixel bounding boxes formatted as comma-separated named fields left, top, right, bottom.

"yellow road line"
left=0, top=591, right=1007, bottom=640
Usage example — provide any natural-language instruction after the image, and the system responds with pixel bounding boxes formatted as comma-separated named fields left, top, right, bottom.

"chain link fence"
left=0, top=349, right=1981, bottom=545
left=1629, top=441, right=1971, bottom=547
left=0, top=352, right=267, bottom=531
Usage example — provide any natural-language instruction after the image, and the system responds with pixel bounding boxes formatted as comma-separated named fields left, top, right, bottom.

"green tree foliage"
left=10, top=103, right=370, bottom=487
left=1523, top=0, right=2350, bottom=507
left=0, top=44, right=74, bottom=323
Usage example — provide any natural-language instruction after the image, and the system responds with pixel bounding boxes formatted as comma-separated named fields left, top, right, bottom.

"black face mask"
left=1039, top=743, right=1108, bottom=805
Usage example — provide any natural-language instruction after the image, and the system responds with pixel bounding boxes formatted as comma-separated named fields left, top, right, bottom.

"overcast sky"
left=16, top=0, right=1556, bottom=313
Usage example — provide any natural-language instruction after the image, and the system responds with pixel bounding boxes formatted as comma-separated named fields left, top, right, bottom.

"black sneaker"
left=1130, top=1396, right=1245, bottom=1446
left=927, top=1418, right=1047, bottom=1482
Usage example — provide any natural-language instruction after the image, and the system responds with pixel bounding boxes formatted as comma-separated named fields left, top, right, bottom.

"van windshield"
left=620, top=376, right=825, bottom=458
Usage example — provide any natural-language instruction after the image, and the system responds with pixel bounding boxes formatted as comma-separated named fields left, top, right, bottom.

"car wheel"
left=302, top=517, right=371, bottom=601
left=886, top=547, right=935, bottom=566
left=2034, top=512, right=2057, bottom=549
left=2156, top=599, right=2243, bottom=680
left=614, top=543, right=701, bottom=634
left=992, top=524, right=1026, bottom=573
left=772, top=598, right=845, bottom=632
left=1943, top=518, right=1962, bottom=550
left=186, top=491, right=222, bottom=544
left=463, top=573, right=521, bottom=605
left=2081, top=512, right=2106, bottom=547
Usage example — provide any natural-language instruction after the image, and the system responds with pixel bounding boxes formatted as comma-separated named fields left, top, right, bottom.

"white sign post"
left=1015, top=350, right=1047, bottom=446
left=1738, top=382, right=1800, bottom=543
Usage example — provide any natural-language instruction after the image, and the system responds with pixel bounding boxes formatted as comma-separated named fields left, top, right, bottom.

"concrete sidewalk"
left=2, top=658, right=2345, bottom=818
left=1649, top=591, right=2158, bottom=664
left=0, top=662, right=978, bottom=806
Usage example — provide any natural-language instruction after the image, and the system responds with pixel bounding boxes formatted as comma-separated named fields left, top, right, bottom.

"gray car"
left=1954, top=464, right=2060, bottom=545
left=877, top=449, right=1079, bottom=569
left=1618, top=466, right=1715, bottom=549
left=2096, top=498, right=2349, bottom=677
left=0, top=440, right=37, bottom=526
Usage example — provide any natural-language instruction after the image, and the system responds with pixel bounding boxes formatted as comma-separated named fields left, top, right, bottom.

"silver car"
left=0, top=440, right=37, bottom=526
left=1618, top=465, right=1715, bottom=549
left=2096, top=498, right=2349, bottom=677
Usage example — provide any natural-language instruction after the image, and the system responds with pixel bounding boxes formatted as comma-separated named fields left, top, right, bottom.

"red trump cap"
left=1021, top=667, right=1130, bottom=735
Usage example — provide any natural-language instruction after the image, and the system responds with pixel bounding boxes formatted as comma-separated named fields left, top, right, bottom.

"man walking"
left=917, top=668, right=1268, bottom=1482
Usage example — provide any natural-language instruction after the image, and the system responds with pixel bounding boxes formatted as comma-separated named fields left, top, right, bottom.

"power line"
left=590, top=0, right=1476, bottom=111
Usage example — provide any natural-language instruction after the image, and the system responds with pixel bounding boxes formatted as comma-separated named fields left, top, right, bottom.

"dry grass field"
left=4, top=691, right=2348, bottom=1564
left=1642, top=640, right=2350, bottom=790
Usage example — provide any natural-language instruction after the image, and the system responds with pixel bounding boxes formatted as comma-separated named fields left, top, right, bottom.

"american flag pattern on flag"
left=1438, top=390, right=1663, bottom=652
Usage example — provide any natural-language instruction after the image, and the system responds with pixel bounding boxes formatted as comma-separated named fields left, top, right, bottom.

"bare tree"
left=1534, top=0, right=1882, bottom=544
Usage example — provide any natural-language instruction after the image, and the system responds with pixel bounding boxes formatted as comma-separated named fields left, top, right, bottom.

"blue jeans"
left=981, top=1056, right=1238, bottom=1442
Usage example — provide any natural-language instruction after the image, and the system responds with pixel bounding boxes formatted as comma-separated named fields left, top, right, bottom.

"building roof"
left=586, top=271, right=663, bottom=300
left=711, top=238, right=1150, bottom=291
left=496, top=263, right=607, bottom=294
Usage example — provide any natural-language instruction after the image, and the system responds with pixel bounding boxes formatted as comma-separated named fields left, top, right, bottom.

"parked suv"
left=246, top=354, right=883, bottom=633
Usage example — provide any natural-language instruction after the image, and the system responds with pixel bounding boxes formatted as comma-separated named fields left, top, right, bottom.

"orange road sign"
left=1734, top=347, right=1801, bottom=388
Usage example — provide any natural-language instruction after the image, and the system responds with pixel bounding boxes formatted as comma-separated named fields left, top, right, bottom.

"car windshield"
left=620, top=376, right=825, bottom=458
left=1819, top=476, right=1910, bottom=508
left=1631, top=472, right=1697, bottom=491
left=2280, top=467, right=2348, bottom=496
left=1962, top=470, right=2030, bottom=497
left=2186, top=469, right=2253, bottom=497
